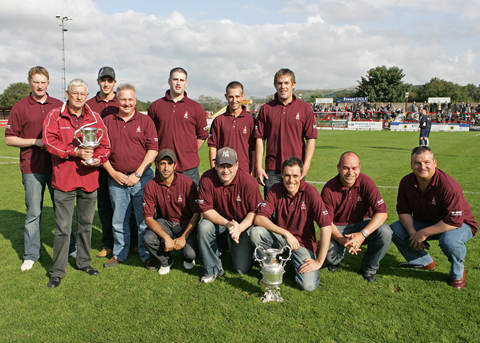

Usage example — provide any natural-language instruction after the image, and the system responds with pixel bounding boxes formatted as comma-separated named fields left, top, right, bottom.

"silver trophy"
left=254, top=245, right=292, bottom=303
left=74, top=127, right=104, bottom=164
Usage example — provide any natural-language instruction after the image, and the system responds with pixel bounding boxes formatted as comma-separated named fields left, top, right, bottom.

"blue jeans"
left=143, top=219, right=198, bottom=266
left=22, top=173, right=76, bottom=262
left=108, top=168, right=153, bottom=262
left=391, top=219, right=473, bottom=280
left=178, top=167, right=199, bottom=189
left=197, top=218, right=254, bottom=277
left=250, top=226, right=319, bottom=292
left=326, top=220, right=392, bottom=274
left=264, top=170, right=283, bottom=198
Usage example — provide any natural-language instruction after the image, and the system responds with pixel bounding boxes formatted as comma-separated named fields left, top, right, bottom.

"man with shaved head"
left=321, top=152, right=392, bottom=282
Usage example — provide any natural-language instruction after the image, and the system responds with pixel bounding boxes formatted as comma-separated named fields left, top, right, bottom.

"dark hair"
left=411, top=146, right=434, bottom=160
left=169, top=67, right=187, bottom=79
left=282, top=156, right=303, bottom=173
left=226, top=81, right=244, bottom=93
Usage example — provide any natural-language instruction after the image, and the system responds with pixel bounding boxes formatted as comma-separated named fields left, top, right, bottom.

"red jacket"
left=43, top=102, right=111, bottom=192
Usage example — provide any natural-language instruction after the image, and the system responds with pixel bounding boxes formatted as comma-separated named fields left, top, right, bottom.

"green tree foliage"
left=197, top=95, right=225, bottom=112
left=415, top=78, right=479, bottom=102
left=0, top=82, right=30, bottom=106
left=355, top=66, right=411, bottom=102
left=308, top=93, right=323, bottom=103
left=136, top=99, right=151, bottom=112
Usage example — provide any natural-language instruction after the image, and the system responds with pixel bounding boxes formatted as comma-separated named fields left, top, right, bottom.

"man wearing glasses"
left=391, top=147, right=477, bottom=289
left=197, top=147, right=262, bottom=283
left=43, top=79, right=110, bottom=288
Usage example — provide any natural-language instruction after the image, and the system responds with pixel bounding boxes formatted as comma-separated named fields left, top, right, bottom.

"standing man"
left=102, top=84, right=158, bottom=270
left=418, top=109, right=431, bottom=147
left=5, top=66, right=76, bottom=272
left=251, top=157, right=333, bottom=291
left=43, top=79, right=110, bottom=288
left=148, top=67, right=208, bottom=187
left=391, top=147, right=477, bottom=289
left=197, top=148, right=262, bottom=283
left=321, top=152, right=392, bottom=282
left=208, top=81, right=255, bottom=173
left=255, top=68, right=318, bottom=196
left=86, top=66, right=118, bottom=258
left=142, top=149, right=199, bottom=275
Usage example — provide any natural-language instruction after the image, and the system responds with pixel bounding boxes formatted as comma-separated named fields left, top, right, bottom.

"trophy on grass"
left=74, top=127, right=104, bottom=165
left=254, top=245, right=292, bottom=303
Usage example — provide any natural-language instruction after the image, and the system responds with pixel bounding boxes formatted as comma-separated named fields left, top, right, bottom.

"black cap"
left=156, top=148, right=176, bottom=163
left=98, top=66, right=115, bottom=80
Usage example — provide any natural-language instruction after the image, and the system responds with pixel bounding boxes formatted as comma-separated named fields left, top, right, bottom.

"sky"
left=0, top=0, right=479, bottom=102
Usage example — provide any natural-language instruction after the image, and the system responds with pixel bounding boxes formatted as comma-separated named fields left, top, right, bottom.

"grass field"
left=0, top=128, right=479, bottom=342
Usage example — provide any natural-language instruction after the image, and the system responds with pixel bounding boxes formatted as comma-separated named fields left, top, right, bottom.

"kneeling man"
left=391, top=147, right=477, bottom=289
left=251, top=157, right=332, bottom=291
left=321, top=152, right=392, bottom=282
left=197, top=147, right=262, bottom=283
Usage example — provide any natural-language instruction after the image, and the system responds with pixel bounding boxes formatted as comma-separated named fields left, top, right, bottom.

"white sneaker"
left=69, top=250, right=77, bottom=259
left=183, top=260, right=195, bottom=270
left=21, top=260, right=35, bottom=271
left=201, top=269, right=224, bottom=283
left=158, top=259, right=174, bottom=275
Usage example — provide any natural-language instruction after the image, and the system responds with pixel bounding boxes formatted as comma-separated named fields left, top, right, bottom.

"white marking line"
left=307, top=181, right=480, bottom=194
left=476, top=133, right=480, bottom=136
left=0, top=156, right=19, bottom=160
left=0, top=162, right=18, bottom=165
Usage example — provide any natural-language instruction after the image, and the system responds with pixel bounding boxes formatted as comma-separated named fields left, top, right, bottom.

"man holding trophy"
left=43, top=79, right=110, bottom=288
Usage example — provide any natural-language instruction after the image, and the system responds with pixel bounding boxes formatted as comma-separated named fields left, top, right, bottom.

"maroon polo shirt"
left=256, top=180, right=331, bottom=252
left=103, top=109, right=158, bottom=173
left=397, top=168, right=478, bottom=235
left=86, top=92, right=118, bottom=119
left=143, top=172, right=198, bottom=223
left=254, top=94, right=317, bottom=171
left=208, top=106, right=255, bottom=173
left=321, top=173, right=387, bottom=226
left=198, top=168, right=262, bottom=222
left=148, top=91, right=208, bottom=172
left=5, top=93, right=62, bottom=174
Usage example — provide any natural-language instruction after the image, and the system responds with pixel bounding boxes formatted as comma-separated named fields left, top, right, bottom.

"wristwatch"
left=134, top=172, right=141, bottom=178
left=361, top=229, right=369, bottom=238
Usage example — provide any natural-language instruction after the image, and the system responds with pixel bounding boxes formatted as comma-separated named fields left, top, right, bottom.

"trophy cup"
left=74, top=127, right=104, bottom=165
left=254, top=245, right=292, bottom=303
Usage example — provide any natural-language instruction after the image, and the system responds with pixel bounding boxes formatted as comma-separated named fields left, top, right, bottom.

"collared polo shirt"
left=254, top=94, right=317, bottom=171
left=397, top=168, right=478, bottom=235
left=143, top=172, right=198, bottom=223
left=148, top=91, right=208, bottom=172
left=256, top=180, right=331, bottom=252
left=321, top=173, right=387, bottom=226
left=197, top=168, right=262, bottom=222
left=208, top=106, right=255, bottom=173
left=86, top=92, right=118, bottom=119
left=5, top=93, right=62, bottom=173
left=103, top=109, right=158, bottom=173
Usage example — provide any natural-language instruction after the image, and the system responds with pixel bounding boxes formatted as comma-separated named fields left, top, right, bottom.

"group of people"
left=5, top=66, right=477, bottom=291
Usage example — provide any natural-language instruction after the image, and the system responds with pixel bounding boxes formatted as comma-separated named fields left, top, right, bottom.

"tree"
left=0, top=82, right=30, bottom=106
left=416, top=78, right=470, bottom=102
left=197, top=95, right=225, bottom=112
left=308, top=94, right=323, bottom=103
left=136, top=99, right=151, bottom=112
left=355, top=66, right=411, bottom=102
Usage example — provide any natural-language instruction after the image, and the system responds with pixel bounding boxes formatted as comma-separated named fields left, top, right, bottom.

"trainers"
left=144, top=257, right=158, bottom=271
left=104, top=256, right=120, bottom=268
left=328, top=263, right=340, bottom=272
left=69, top=250, right=77, bottom=259
left=158, top=259, right=174, bottom=275
left=97, top=248, right=113, bottom=258
left=183, top=260, right=195, bottom=270
left=201, top=269, right=224, bottom=283
left=21, top=260, right=35, bottom=272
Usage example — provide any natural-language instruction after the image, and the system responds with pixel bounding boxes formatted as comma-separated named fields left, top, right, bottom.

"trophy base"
left=261, top=286, right=284, bottom=303
left=79, top=143, right=100, bottom=149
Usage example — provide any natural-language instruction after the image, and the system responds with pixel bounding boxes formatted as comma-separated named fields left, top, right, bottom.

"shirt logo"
left=322, top=210, right=329, bottom=216
left=295, top=113, right=300, bottom=120
left=377, top=199, right=385, bottom=205
left=451, top=211, right=462, bottom=216
left=195, top=199, right=204, bottom=204
left=236, top=194, right=242, bottom=202
left=154, top=137, right=158, bottom=142
left=313, top=125, right=317, bottom=129
left=255, top=125, right=258, bottom=130
left=178, top=195, right=183, bottom=202
left=136, top=126, right=141, bottom=133
left=357, top=195, right=362, bottom=202
left=431, top=196, right=436, bottom=205
left=301, top=201, right=306, bottom=210
left=184, top=111, right=189, bottom=119
left=6, top=125, right=10, bottom=129
left=142, top=202, right=146, bottom=207
left=61, top=127, right=70, bottom=129
left=260, top=201, right=267, bottom=207
left=243, top=126, right=247, bottom=134
left=208, top=134, right=212, bottom=138
left=203, top=126, right=208, bottom=131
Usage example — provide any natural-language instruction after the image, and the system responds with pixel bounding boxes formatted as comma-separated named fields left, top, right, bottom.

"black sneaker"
left=328, top=263, right=340, bottom=272
left=144, top=257, right=158, bottom=271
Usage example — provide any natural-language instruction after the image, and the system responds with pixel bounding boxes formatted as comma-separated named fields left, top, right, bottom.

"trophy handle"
left=96, top=128, right=104, bottom=143
left=254, top=246, right=266, bottom=263
left=279, top=245, right=292, bottom=267
left=74, top=128, right=83, bottom=145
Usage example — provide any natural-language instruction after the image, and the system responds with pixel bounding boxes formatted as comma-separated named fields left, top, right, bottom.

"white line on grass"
left=0, top=156, right=19, bottom=159
left=0, top=162, right=18, bottom=164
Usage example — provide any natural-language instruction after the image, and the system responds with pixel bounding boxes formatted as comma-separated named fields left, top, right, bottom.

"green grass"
left=1, top=128, right=479, bottom=342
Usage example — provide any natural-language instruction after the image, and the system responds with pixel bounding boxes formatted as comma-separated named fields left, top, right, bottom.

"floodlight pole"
left=56, top=15, right=72, bottom=101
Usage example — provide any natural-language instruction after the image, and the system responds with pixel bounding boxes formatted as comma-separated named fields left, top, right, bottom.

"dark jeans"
left=264, top=170, right=283, bottom=198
